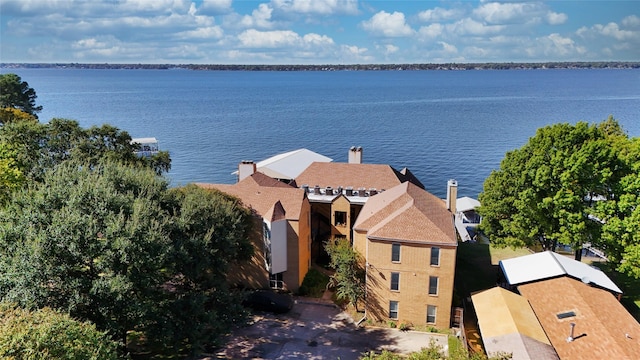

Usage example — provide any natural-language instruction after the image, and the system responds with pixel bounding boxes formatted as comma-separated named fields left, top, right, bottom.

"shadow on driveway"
left=216, top=298, right=448, bottom=359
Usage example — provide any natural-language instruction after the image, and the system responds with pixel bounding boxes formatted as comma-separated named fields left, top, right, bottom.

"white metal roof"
left=499, top=251, right=622, bottom=294
left=456, top=196, right=480, bottom=212
left=232, top=149, right=332, bottom=180
left=131, top=137, right=158, bottom=144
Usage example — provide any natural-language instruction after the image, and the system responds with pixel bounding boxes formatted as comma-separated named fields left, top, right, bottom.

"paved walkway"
left=215, top=298, right=449, bottom=359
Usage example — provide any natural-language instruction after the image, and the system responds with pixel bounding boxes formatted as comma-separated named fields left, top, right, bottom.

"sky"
left=1, top=0, right=639, bottom=64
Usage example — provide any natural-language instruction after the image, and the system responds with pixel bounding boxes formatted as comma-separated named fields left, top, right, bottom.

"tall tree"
left=478, top=119, right=626, bottom=261
left=0, top=162, right=253, bottom=355
left=0, top=74, right=42, bottom=119
left=595, top=136, right=640, bottom=278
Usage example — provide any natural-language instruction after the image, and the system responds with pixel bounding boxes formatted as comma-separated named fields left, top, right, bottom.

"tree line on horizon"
left=2, top=61, right=639, bottom=71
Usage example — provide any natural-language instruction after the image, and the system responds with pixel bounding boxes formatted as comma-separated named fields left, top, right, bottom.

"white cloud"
left=597, top=22, right=636, bottom=40
left=417, top=23, right=444, bottom=40
left=546, top=11, right=567, bottom=25
left=361, top=11, right=414, bottom=37
left=238, top=29, right=299, bottom=48
left=417, top=7, right=463, bottom=22
left=474, top=2, right=565, bottom=26
left=271, top=0, right=358, bottom=15
left=175, top=26, right=224, bottom=40
left=198, top=0, right=233, bottom=15
left=240, top=3, right=275, bottom=29
left=535, top=33, right=586, bottom=57
left=622, top=15, right=640, bottom=28
left=447, top=18, right=505, bottom=36
left=237, top=29, right=333, bottom=49
left=438, top=41, right=457, bottom=54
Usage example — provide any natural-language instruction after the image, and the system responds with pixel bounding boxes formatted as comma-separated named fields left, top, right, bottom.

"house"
left=471, top=287, right=559, bottom=360
left=518, top=277, right=640, bottom=360
left=494, top=251, right=640, bottom=359
left=499, top=251, right=622, bottom=296
left=352, top=181, right=457, bottom=328
left=293, top=149, right=425, bottom=247
left=198, top=171, right=311, bottom=293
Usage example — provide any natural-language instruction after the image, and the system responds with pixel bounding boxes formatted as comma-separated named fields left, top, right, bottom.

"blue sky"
left=1, top=0, right=638, bottom=64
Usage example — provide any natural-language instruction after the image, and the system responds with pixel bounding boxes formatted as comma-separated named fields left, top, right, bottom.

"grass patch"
left=455, top=241, right=531, bottom=297
left=298, top=268, right=329, bottom=298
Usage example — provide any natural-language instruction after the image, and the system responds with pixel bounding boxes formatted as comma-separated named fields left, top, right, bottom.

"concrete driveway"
left=217, top=298, right=449, bottom=359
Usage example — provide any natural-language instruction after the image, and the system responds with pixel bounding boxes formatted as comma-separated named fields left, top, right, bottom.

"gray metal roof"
left=499, top=251, right=622, bottom=294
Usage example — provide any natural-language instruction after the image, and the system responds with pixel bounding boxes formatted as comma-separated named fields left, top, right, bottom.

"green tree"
left=478, top=119, right=626, bottom=261
left=325, top=237, right=365, bottom=311
left=147, top=185, right=253, bottom=355
left=0, top=142, right=25, bottom=205
left=0, top=303, right=120, bottom=360
left=595, top=136, right=640, bottom=278
left=0, top=162, right=253, bottom=356
left=0, top=74, right=42, bottom=118
left=0, top=118, right=171, bottom=181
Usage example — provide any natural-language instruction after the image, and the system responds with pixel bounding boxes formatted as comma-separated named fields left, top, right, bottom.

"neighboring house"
left=233, top=148, right=332, bottom=183
left=518, top=277, right=640, bottom=360
left=198, top=172, right=311, bottom=293
left=131, top=137, right=159, bottom=157
left=499, top=251, right=622, bottom=297
left=454, top=195, right=481, bottom=242
left=495, top=251, right=640, bottom=359
left=353, top=181, right=457, bottom=329
left=472, top=287, right=559, bottom=360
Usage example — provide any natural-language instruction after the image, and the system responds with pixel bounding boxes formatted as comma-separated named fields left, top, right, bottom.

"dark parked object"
left=243, top=290, right=294, bottom=314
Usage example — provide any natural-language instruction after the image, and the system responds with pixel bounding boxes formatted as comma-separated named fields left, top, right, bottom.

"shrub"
left=0, top=303, right=121, bottom=360
left=298, top=268, right=330, bottom=297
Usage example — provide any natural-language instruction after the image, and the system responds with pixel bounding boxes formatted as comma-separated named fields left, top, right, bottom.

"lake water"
left=3, top=68, right=639, bottom=198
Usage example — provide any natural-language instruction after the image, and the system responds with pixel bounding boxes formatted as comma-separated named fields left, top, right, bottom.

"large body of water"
left=3, top=68, right=639, bottom=198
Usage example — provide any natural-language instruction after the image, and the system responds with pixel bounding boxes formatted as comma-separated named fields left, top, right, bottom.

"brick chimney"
left=446, top=179, right=458, bottom=214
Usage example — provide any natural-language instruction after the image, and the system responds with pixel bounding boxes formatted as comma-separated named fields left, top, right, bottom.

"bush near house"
left=298, top=268, right=330, bottom=297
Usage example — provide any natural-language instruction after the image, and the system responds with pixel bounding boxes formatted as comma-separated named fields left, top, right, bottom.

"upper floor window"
left=390, top=272, right=400, bottom=291
left=389, top=301, right=399, bottom=319
left=429, top=276, right=439, bottom=296
left=430, top=247, right=440, bottom=266
left=391, top=243, right=401, bottom=262
left=334, top=211, right=347, bottom=226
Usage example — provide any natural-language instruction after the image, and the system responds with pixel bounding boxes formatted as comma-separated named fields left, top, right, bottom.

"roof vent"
left=566, top=322, right=576, bottom=342
left=557, top=311, right=576, bottom=320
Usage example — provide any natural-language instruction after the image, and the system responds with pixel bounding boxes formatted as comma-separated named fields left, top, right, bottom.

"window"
left=390, top=272, right=400, bottom=291
left=334, top=211, right=347, bottom=226
left=389, top=301, right=399, bottom=319
left=430, top=247, right=440, bottom=266
left=270, top=272, right=284, bottom=289
left=429, top=276, right=439, bottom=295
left=427, top=305, right=437, bottom=324
left=391, top=243, right=401, bottom=262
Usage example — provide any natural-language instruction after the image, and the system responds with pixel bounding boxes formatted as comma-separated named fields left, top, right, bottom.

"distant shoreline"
left=2, top=62, right=639, bottom=71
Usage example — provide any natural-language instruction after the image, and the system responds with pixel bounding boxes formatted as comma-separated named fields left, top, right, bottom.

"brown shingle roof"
left=197, top=172, right=305, bottom=220
left=354, top=182, right=456, bottom=245
left=295, top=162, right=421, bottom=192
left=518, top=277, right=640, bottom=360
